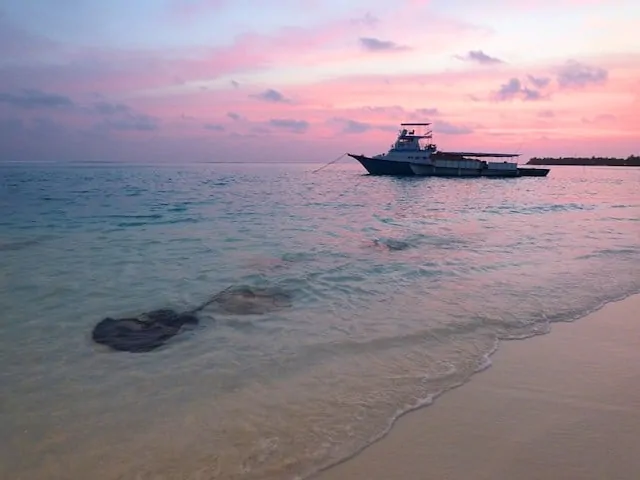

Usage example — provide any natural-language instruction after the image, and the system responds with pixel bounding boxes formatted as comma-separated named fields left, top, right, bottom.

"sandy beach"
left=314, top=293, right=640, bottom=480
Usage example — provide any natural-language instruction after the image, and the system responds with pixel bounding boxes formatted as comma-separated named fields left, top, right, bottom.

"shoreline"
left=312, top=292, right=640, bottom=480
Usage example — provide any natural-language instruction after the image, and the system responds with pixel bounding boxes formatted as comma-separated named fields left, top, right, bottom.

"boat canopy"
left=440, top=151, right=520, bottom=158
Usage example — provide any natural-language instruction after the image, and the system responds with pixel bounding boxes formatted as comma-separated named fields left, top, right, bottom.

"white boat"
left=347, top=122, right=549, bottom=177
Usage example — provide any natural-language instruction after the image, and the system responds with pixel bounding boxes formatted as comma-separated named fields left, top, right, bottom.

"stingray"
left=372, top=238, right=412, bottom=251
left=196, top=285, right=293, bottom=315
left=91, top=285, right=292, bottom=353
left=92, top=309, right=199, bottom=353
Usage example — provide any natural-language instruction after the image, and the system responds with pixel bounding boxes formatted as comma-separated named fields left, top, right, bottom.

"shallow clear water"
left=1, top=162, right=639, bottom=479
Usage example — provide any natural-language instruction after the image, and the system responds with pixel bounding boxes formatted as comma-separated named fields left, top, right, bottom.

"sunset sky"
left=1, top=0, right=639, bottom=163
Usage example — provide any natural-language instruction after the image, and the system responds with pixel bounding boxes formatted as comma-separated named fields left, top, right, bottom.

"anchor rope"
left=310, top=152, right=348, bottom=173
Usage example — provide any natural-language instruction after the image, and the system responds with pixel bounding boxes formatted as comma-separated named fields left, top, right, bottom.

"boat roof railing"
left=398, top=129, right=433, bottom=139
left=398, top=122, right=433, bottom=138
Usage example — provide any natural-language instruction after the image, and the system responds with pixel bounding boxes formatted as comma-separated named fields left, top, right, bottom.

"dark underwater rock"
left=92, top=309, right=198, bottom=353
left=196, top=285, right=293, bottom=315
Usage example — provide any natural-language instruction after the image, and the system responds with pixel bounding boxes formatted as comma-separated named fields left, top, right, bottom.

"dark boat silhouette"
left=347, top=122, right=550, bottom=177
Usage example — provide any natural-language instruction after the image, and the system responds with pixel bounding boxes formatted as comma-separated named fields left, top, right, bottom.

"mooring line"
left=311, top=152, right=348, bottom=173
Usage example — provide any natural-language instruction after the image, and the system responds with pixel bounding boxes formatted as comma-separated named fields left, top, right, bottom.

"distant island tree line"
left=527, top=155, right=640, bottom=166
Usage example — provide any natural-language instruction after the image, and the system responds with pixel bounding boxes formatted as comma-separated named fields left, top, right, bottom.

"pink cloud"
left=555, top=60, right=608, bottom=88
left=2, top=2, right=638, bottom=164
left=130, top=53, right=638, bottom=138
left=455, top=50, right=504, bottom=65
left=0, top=17, right=379, bottom=97
left=1, top=1, right=493, bottom=99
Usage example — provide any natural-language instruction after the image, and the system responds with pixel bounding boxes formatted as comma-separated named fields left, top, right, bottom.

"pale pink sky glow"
left=0, top=0, right=638, bottom=163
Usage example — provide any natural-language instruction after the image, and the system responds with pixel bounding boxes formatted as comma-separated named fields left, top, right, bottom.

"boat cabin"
left=389, top=123, right=437, bottom=153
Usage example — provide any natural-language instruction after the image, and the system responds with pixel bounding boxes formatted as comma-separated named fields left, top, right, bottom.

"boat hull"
left=349, top=154, right=521, bottom=177
left=409, top=163, right=518, bottom=177
left=349, top=154, right=550, bottom=177
left=348, top=154, right=415, bottom=176
left=517, top=167, right=550, bottom=177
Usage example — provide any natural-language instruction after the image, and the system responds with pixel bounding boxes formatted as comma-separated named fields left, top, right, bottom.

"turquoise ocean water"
left=1, top=162, right=639, bottom=479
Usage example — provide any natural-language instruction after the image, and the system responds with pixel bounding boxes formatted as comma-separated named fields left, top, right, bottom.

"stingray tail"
left=188, top=285, right=234, bottom=314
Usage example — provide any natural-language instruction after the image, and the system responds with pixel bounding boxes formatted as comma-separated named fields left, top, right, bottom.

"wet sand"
left=314, top=293, right=640, bottom=480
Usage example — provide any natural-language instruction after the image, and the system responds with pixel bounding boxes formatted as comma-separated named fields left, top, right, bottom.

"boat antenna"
left=310, top=152, right=348, bottom=173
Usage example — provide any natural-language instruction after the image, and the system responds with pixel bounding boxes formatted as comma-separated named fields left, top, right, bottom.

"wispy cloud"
left=359, top=37, right=409, bottom=52
left=341, top=119, right=372, bottom=133
left=327, top=117, right=396, bottom=134
left=434, top=120, right=473, bottom=135
left=0, top=89, right=74, bottom=109
left=93, top=101, right=131, bottom=115
left=98, top=112, right=160, bottom=132
left=527, top=75, right=551, bottom=88
left=495, top=78, right=524, bottom=100
left=268, top=118, right=309, bottom=133
left=414, top=107, right=440, bottom=117
left=250, top=88, right=290, bottom=103
left=350, top=12, right=379, bottom=27
left=0, top=17, right=359, bottom=96
left=455, top=50, right=504, bottom=65
left=556, top=60, right=608, bottom=88
left=203, top=123, right=225, bottom=131
left=581, top=113, right=616, bottom=124
left=493, top=77, right=546, bottom=101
